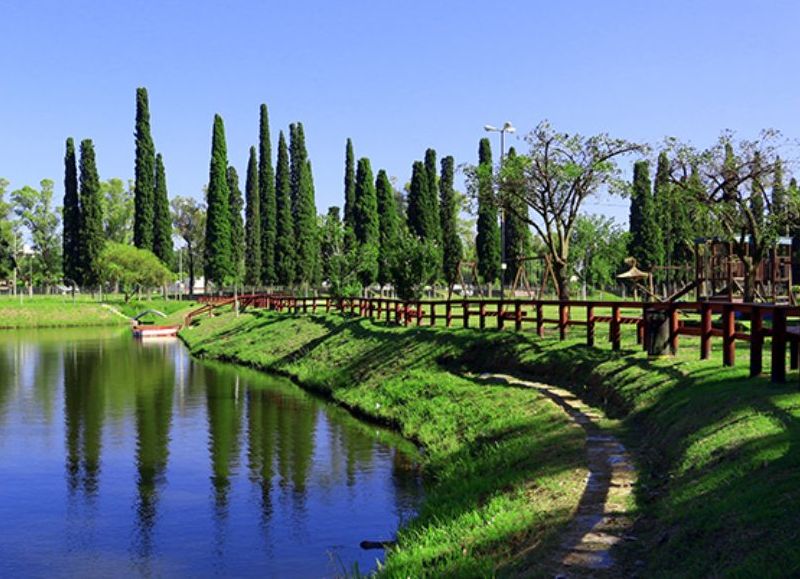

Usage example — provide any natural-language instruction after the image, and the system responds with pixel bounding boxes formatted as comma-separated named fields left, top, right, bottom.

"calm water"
left=0, top=328, right=422, bottom=578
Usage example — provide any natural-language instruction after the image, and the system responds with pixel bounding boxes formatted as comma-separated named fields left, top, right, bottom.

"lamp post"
left=484, top=121, right=515, bottom=299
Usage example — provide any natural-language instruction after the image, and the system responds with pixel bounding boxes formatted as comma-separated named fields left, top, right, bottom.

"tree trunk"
left=742, top=258, right=755, bottom=303
left=554, top=261, right=570, bottom=301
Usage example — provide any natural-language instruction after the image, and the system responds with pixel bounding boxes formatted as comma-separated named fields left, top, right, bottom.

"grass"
left=0, top=295, right=196, bottom=328
left=182, top=304, right=800, bottom=577
left=181, top=310, right=589, bottom=577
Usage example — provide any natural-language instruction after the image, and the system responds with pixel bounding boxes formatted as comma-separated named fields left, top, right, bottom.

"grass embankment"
left=0, top=296, right=196, bottom=328
left=181, top=310, right=589, bottom=577
left=184, top=307, right=800, bottom=577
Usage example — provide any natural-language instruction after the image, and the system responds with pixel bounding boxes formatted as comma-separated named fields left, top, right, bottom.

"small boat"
left=132, top=324, right=181, bottom=338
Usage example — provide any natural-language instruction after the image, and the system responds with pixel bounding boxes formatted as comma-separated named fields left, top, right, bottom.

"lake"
left=0, top=327, right=422, bottom=578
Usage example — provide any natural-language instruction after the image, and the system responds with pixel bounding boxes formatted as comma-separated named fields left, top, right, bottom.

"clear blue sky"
left=1, top=1, right=799, bottom=225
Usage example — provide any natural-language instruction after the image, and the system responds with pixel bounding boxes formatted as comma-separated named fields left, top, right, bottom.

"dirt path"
left=483, top=374, right=637, bottom=577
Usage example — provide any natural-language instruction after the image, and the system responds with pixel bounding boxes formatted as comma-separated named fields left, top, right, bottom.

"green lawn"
left=182, top=304, right=800, bottom=576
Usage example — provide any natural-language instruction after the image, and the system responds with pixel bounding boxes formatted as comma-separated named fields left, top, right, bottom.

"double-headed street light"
left=484, top=121, right=516, bottom=299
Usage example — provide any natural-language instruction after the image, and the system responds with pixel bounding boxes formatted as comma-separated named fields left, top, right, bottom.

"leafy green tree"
left=501, top=148, right=531, bottom=286
left=474, top=138, right=500, bottom=288
left=289, top=123, right=318, bottom=287
left=227, top=165, right=245, bottom=285
left=133, top=87, right=156, bottom=251
left=100, top=178, right=134, bottom=244
left=258, top=104, right=276, bottom=285
left=171, top=196, right=205, bottom=297
left=320, top=207, right=361, bottom=297
left=376, top=169, right=401, bottom=287
left=244, top=146, right=262, bottom=286
left=389, top=229, right=439, bottom=300
left=98, top=242, right=173, bottom=302
left=353, top=157, right=379, bottom=287
left=654, top=151, right=693, bottom=287
left=570, top=214, right=628, bottom=294
left=0, top=179, right=16, bottom=280
left=407, top=161, right=439, bottom=242
left=274, top=130, right=295, bottom=286
left=63, top=137, right=81, bottom=285
left=490, top=122, right=642, bottom=300
left=439, top=155, right=462, bottom=293
left=343, top=138, right=356, bottom=234
left=78, top=139, right=105, bottom=288
left=628, top=160, right=663, bottom=271
left=204, top=114, right=233, bottom=288
left=152, top=154, right=173, bottom=266
left=11, top=180, right=61, bottom=288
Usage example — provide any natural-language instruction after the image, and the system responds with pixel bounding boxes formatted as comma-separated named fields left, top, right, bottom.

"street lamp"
left=484, top=121, right=516, bottom=299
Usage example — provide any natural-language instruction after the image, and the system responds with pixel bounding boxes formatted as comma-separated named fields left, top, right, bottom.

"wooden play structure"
left=693, top=237, right=794, bottom=304
left=509, top=255, right=558, bottom=298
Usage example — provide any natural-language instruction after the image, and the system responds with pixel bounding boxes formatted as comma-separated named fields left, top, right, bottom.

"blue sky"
left=1, top=1, right=799, bottom=225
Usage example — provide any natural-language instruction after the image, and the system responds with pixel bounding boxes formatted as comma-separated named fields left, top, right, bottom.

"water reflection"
left=0, top=328, right=422, bottom=577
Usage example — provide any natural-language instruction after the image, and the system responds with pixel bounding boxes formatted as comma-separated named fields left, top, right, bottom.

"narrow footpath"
left=481, top=374, right=637, bottom=577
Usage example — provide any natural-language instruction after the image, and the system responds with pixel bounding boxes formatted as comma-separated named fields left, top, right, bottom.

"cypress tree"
left=343, top=138, right=356, bottom=232
left=502, top=148, right=531, bottom=286
left=376, top=169, right=401, bottom=286
left=204, top=114, right=233, bottom=288
left=750, top=151, right=766, bottom=227
left=354, top=157, right=379, bottom=287
left=476, top=138, right=501, bottom=285
left=63, top=137, right=82, bottom=286
left=227, top=165, right=245, bottom=285
left=289, top=123, right=317, bottom=287
left=407, top=161, right=429, bottom=238
left=78, top=139, right=104, bottom=288
left=629, top=160, right=663, bottom=271
left=258, top=104, right=276, bottom=285
left=439, top=155, right=463, bottom=291
left=772, top=157, right=786, bottom=216
left=133, top=87, right=156, bottom=251
left=722, top=142, right=737, bottom=203
left=424, top=148, right=442, bottom=245
left=152, top=153, right=173, bottom=266
left=244, top=146, right=262, bottom=286
left=274, top=131, right=295, bottom=286
left=653, top=151, right=672, bottom=284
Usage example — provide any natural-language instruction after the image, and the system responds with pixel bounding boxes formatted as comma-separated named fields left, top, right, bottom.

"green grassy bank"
left=181, top=309, right=800, bottom=577
left=0, top=296, right=195, bottom=328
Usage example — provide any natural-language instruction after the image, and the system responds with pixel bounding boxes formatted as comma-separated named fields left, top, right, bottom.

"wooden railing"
left=193, top=294, right=800, bottom=385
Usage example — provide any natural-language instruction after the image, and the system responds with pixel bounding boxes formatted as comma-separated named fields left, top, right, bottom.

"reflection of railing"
left=192, top=294, right=800, bottom=385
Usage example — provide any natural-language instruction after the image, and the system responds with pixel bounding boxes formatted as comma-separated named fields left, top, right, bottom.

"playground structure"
left=693, top=237, right=794, bottom=304
left=508, top=255, right=558, bottom=298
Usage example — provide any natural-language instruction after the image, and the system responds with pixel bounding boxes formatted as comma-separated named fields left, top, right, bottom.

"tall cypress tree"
left=439, top=155, right=462, bottom=291
left=354, top=157, right=379, bottom=287
left=289, top=123, right=317, bottom=286
left=227, top=165, right=245, bottom=285
left=424, top=148, right=442, bottom=245
left=244, top=146, right=262, bottom=286
left=343, top=138, right=356, bottom=233
left=258, top=104, right=276, bottom=285
left=274, top=131, right=295, bottom=286
left=133, top=87, right=156, bottom=251
left=376, top=169, right=401, bottom=286
left=63, top=137, right=81, bottom=286
left=78, top=139, right=104, bottom=288
left=501, top=148, right=531, bottom=285
left=629, top=160, right=663, bottom=271
left=653, top=151, right=672, bottom=284
left=204, top=115, right=233, bottom=288
left=408, top=161, right=438, bottom=240
left=476, top=138, right=500, bottom=285
left=152, top=153, right=173, bottom=266
left=772, top=157, right=786, bottom=216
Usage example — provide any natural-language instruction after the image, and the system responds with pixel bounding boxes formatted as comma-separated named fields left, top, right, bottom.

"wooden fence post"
left=497, top=300, right=505, bottom=330
left=462, top=300, right=469, bottom=328
left=700, top=302, right=712, bottom=360
left=611, top=305, right=621, bottom=351
left=404, top=302, right=410, bottom=327
left=479, top=301, right=486, bottom=329
left=431, top=302, right=437, bottom=326
left=559, top=303, right=568, bottom=341
left=536, top=303, right=544, bottom=337
left=750, top=306, right=763, bottom=377
left=669, top=305, right=679, bottom=354
left=722, top=303, right=735, bottom=367
left=771, top=307, right=787, bottom=383
left=416, top=301, right=422, bottom=326
left=587, top=305, right=595, bottom=347
left=515, top=301, right=522, bottom=332
left=446, top=302, right=452, bottom=327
